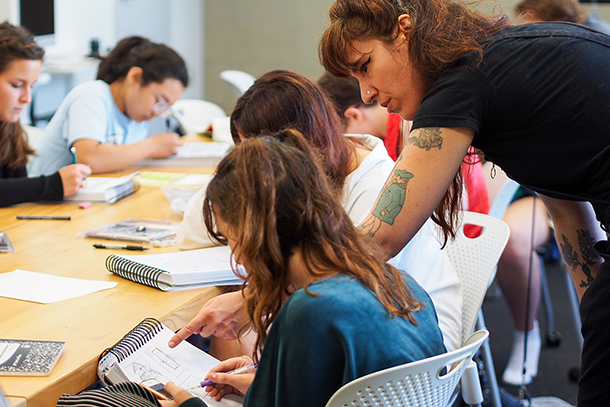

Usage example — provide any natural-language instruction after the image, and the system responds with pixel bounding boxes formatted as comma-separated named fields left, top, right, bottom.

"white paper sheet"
left=0, top=270, right=117, bottom=304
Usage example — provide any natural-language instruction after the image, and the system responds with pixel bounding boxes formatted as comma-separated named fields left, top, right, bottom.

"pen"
left=92, top=244, right=149, bottom=251
left=71, top=146, right=77, bottom=164
left=190, top=362, right=257, bottom=389
left=17, top=215, right=71, bottom=220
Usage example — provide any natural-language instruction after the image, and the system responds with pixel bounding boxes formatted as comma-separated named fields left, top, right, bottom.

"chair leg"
left=475, top=310, right=502, bottom=407
left=538, top=254, right=562, bottom=347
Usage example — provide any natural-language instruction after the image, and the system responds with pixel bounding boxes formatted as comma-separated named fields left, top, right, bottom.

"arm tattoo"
left=357, top=169, right=414, bottom=238
left=559, top=229, right=599, bottom=288
left=407, top=127, right=443, bottom=150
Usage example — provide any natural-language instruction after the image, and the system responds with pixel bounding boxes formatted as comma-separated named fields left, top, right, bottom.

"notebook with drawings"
left=105, top=245, right=243, bottom=291
left=98, top=318, right=242, bottom=406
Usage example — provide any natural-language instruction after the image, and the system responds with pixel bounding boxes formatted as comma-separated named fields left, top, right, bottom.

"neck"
left=109, top=80, right=127, bottom=115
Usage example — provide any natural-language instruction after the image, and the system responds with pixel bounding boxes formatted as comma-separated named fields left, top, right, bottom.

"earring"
left=367, top=91, right=371, bottom=94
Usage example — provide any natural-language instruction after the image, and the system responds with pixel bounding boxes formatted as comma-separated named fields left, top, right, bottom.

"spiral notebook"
left=98, top=318, right=242, bottom=406
left=105, top=245, right=243, bottom=291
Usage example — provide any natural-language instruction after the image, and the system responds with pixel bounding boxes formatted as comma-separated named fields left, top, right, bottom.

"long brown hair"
left=97, top=36, right=188, bottom=87
left=229, top=70, right=351, bottom=194
left=203, top=130, right=424, bottom=360
left=319, top=0, right=509, bottom=242
left=0, top=22, right=43, bottom=168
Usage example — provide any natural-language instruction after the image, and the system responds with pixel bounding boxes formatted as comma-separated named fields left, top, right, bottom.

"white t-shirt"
left=28, top=80, right=149, bottom=176
left=177, top=134, right=463, bottom=350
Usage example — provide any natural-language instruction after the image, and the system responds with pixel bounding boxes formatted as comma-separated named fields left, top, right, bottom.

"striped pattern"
left=57, top=382, right=160, bottom=407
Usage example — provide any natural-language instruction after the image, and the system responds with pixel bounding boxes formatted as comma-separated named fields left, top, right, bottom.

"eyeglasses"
left=151, top=83, right=173, bottom=118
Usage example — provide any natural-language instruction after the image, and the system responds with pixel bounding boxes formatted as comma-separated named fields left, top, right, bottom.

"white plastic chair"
left=171, top=99, right=227, bottom=135
left=444, top=211, right=510, bottom=407
left=219, top=70, right=255, bottom=97
left=325, top=330, right=490, bottom=407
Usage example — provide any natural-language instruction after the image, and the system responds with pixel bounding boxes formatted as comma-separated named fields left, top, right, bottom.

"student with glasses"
left=28, top=36, right=188, bottom=175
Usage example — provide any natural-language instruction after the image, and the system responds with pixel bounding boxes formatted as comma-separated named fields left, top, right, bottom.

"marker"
left=93, top=244, right=149, bottom=251
left=189, top=362, right=257, bottom=390
left=17, top=215, right=71, bottom=220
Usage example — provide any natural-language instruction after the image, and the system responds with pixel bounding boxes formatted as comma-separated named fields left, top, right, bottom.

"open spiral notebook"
left=98, top=318, right=242, bottom=406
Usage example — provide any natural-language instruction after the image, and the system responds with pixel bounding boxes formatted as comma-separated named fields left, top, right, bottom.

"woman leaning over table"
left=176, top=70, right=463, bottom=354
left=0, top=22, right=89, bottom=207
left=319, top=0, right=610, bottom=405
left=57, top=132, right=446, bottom=407
left=28, top=35, right=188, bottom=176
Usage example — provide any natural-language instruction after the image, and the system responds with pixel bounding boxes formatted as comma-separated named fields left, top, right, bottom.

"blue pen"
left=190, top=362, right=257, bottom=390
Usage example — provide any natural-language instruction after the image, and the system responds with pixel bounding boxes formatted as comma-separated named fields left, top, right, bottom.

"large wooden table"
left=0, top=163, right=223, bottom=407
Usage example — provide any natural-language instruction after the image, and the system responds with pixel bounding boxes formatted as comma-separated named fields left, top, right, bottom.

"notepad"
left=0, top=339, right=65, bottom=376
left=133, top=142, right=232, bottom=166
left=105, top=245, right=243, bottom=291
left=136, top=172, right=213, bottom=189
left=63, top=177, right=138, bottom=204
left=98, top=318, right=242, bottom=406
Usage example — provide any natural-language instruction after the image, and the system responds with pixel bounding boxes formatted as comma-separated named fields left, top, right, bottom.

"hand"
left=58, top=164, right=92, bottom=197
left=147, top=133, right=183, bottom=158
left=169, top=291, right=248, bottom=348
left=204, top=356, right=255, bottom=401
left=158, top=382, right=196, bottom=407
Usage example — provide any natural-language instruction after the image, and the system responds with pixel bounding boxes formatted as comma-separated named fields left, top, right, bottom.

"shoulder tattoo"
left=408, top=127, right=443, bottom=150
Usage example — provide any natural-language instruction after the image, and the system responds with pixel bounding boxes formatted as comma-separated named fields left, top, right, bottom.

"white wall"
left=1, top=0, right=203, bottom=99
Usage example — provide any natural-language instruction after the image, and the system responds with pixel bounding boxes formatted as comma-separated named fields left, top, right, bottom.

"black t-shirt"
left=413, top=22, right=610, bottom=224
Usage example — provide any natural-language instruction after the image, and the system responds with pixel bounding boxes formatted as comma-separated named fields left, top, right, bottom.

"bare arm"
left=357, top=126, right=474, bottom=258
left=538, top=194, right=606, bottom=299
left=72, top=133, right=183, bottom=174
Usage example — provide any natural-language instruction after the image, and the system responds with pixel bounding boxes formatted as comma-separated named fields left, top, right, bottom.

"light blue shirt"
left=28, top=80, right=149, bottom=176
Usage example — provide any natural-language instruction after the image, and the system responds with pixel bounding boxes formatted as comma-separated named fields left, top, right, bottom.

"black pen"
left=93, top=244, right=150, bottom=251
left=17, top=215, right=71, bottom=220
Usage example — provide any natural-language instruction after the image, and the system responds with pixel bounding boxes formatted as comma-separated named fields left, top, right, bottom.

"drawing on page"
left=131, top=361, right=163, bottom=382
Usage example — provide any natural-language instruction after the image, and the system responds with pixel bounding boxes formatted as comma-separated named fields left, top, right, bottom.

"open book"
left=105, top=245, right=243, bottom=291
left=64, top=177, right=138, bottom=204
left=98, top=318, right=242, bottom=406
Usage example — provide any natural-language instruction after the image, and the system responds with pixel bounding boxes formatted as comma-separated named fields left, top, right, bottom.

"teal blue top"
left=182, top=273, right=446, bottom=407
left=191, top=273, right=442, bottom=407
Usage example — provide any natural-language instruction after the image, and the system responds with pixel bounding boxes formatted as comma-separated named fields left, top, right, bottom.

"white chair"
left=325, top=330, right=490, bottom=407
left=219, top=70, right=255, bottom=97
left=171, top=99, right=227, bottom=135
left=444, top=211, right=510, bottom=407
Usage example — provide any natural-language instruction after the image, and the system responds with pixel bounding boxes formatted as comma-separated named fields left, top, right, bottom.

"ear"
left=397, top=14, right=412, bottom=36
left=344, top=106, right=364, bottom=124
left=126, top=66, right=144, bottom=86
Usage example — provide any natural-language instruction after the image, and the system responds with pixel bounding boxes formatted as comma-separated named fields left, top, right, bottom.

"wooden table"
left=0, top=165, right=223, bottom=407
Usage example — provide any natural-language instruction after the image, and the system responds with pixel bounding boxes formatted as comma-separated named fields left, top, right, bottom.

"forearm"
left=73, top=139, right=155, bottom=173
left=539, top=195, right=606, bottom=299
left=357, top=127, right=473, bottom=258
left=0, top=173, right=63, bottom=206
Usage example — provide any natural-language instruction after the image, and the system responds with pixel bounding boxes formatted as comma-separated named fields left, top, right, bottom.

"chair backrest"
left=444, top=211, right=510, bottom=343
left=325, top=330, right=489, bottom=407
left=219, top=70, right=256, bottom=97
left=171, top=99, right=227, bottom=135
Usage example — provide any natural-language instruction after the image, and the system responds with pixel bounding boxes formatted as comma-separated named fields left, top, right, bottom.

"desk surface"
left=0, top=164, right=222, bottom=407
